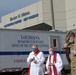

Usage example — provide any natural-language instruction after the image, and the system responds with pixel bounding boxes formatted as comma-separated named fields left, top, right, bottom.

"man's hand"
left=33, top=59, right=37, bottom=64
left=30, top=58, right=34, bottom=62
left=72, top=50, right=76, bottom=56
left=64, top=43, right=68, bottom=48
left=49, top=62, right=55, bottom=66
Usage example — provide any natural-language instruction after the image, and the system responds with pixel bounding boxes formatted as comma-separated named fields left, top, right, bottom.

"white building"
left=65, top=0, right=76, bottom=32
left=0, top=0, right=76, bottom=31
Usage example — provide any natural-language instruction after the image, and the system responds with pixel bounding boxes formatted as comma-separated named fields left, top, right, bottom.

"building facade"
left=0, top=0, right=76, bottom=31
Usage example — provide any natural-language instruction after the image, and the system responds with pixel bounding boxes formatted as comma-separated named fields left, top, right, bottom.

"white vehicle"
left=0, top=29, right=69, bottom=75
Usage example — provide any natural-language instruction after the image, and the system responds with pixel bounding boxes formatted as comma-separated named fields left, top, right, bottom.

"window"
left=52, top=38, right=58, bottom=48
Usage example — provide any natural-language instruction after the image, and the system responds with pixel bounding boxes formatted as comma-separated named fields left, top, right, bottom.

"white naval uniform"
left=46, top=53, right=63, bottom=75
left=27, top=51, right=45, bottom=75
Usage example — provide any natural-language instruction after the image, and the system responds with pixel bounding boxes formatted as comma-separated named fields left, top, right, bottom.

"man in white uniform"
left=46, top=47, right=63, bottom=75
left=27, top=45, right=45, bottom=75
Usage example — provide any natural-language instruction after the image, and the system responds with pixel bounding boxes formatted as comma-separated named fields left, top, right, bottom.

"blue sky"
left=0, top=0, right=39, bottom=22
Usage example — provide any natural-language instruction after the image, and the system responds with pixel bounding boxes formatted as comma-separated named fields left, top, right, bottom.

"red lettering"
left=14, top=59, right=26, bottom=63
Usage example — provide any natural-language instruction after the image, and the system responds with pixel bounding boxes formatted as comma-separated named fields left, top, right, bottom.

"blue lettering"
left=29, top=14, right=38, bottom=19
left=24, top=17, right=28, bottom=21
left=15, top=20, right=22, bottom=24
left=21, top=11, right=30, bottom=17
left=18, top=14, right=21, bottom=18
left=10, top=17, right=13, bottom=21
left=4, top=19, right=22, bottom=27
left=5, top=13, right=39, bottom=27
left=21, top=35, right=40, bottom=40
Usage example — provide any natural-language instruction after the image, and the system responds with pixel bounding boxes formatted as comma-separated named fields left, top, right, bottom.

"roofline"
left=0, top=28, right=66, bottom=34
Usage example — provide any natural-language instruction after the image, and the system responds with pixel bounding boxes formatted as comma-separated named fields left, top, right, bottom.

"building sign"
left=10, top=11, right=30, bottom=21
left=4, top=11, right=39, bottom=27
left=11, top=35, right=49, bottom=48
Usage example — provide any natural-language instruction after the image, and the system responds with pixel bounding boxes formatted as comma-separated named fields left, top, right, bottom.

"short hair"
left=32, top=44, right=38, bottom=48
left=49, top=47, right=54, bottom=51
left=70, top=32, right=75, bottom=37
left=49, top=47, right=53, bottom=49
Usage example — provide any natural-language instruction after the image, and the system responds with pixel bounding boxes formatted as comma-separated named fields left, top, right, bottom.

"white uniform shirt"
left=27, top=51, right=45, bottom=75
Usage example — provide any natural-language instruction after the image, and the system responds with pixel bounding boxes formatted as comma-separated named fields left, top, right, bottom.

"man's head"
left=49, top=47, right=54, bottom=55
left=32, top=45, right=38, bottom=52
left=66, top=31, right=75, bottom=43
left=69, top=32, right=75, bottom=43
